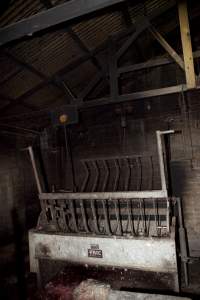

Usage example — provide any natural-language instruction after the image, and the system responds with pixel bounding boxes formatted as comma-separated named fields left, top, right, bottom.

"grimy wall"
left=0, top=136, right=39, bottom=244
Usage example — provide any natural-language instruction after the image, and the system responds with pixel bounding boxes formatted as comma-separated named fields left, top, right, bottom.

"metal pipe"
left=39, top=190, right=168, bottom=200
left=156, top=131, right=175, bottom=181
left=28, top=146, right=42, bottom=194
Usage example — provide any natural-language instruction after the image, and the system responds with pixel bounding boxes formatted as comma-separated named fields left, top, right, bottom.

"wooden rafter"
left=148, top=25, right=185, bottom=70
left=178, top=0, right=196, bottom=89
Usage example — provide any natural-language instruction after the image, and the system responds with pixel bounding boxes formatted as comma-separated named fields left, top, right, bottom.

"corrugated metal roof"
left=6, top=29, right=84, bottom=76
left=1, top=69, right=42, bottom=98
left=0, top=0, right=178, bottom=127
left=0, top=0, right=67, bottom=26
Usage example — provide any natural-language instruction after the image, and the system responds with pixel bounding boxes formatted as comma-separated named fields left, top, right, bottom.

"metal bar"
left=136, top=201, right=141, bottom=235
left=116, top=18, right=150, bottom=60
left=109, top=39, right=118, bottom=100
left=0, top=0, right=176, bottom=111
left=102, top=160, right=109, bottom=191
left=113, top=159, right=120, bottom=191
left=28, top=146, right=42, bottom=194
left=79, top=84, right=196, bottom=109
left=102, top=199, right=112, bottom=235
left=116, top=0, right=176, bottom=60
left=92, top=160, right=99, bottom=192
left=177, top=198, right=189, bottom=285
left=69, top=199, right=78, bottom=232
left=127, top=199, right=135, bottom=236
left=81, top=161, right=89, bottom=192
left=90, top=200, right=100, bottom=234
left=166, top=198, right=170, bottom=233
left=60, top=203, right=69, bottom=232
left=114, top=200, right=122, bottom=235
left=0, top=0, right=126, bottom=46
left=79, top=199, right=89, bottom=233
left=148, top=26, right=185, bottom=70
left=3, top=50, right=75, bottom=102
left=118, top=49, right=200, bottom=75
left=178, top=0, right=196, bottom=89
left=156, top=130, right=175, bottom=192
left=79, top=72, right=102, bottom=100
left=124, top=158, right=131, bottom=191
left=149, top=156, right=153, bottom=190
left=67, top=27, right=108, bottom=84
left=39, top=190, right=168, bottom=200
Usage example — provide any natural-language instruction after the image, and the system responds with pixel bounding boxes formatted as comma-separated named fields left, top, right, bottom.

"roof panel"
left=6, top=29, right=84, bottom=76
left=0, top=69, right=42, bottom=99
left=73, top=11, right=124, bottom=50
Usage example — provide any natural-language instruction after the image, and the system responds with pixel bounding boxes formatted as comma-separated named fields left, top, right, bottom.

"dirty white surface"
left=29, top=230, right=178, bottom=273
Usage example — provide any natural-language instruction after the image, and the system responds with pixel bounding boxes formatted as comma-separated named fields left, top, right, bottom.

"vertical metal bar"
left=102, top=199, right=112, bottom=236
left=80, top=199, right=89, bottom=233
left=156, top=130, right=174, bottom=194
left=136, top=200, right=141, bottom=235
left=69, top=199, right=78, bottom=233
left=149, top=156, right=153, bottom=190
left=177, top=198, right=189, bottom=286
left=92, top=160, right=99, bottom=192
left=113, top=159, right=120, bottom=191
left=28, top=146, right=42, bottom=194
left=109, top=38, right=118, bottom=101
left=154, top=199, right=159, bottom=237
left=166, top=198, right=170, bottom=233
left=124, top=158, right=131, bottom=191
left=81, top=161, right=89, bottom=192
left=102, top=160, right=109, bottom=192
left=127, top=199, right=135, bottom=236
left=114, top=200, right=122, bottom=235
left=64, top=126, right=76, bottom=191
left=90, top=200, right=100, bottom=234
left=136, top=157, right=142, bottom=191
left=140, top=200, right=146, bottom=236
left=156, top=131, right=167, bottom=192
left=60, top=203, right=69, bottom=232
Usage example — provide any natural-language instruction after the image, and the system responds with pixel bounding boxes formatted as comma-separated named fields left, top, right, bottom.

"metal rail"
left=38, top=197, right=171, bottom=237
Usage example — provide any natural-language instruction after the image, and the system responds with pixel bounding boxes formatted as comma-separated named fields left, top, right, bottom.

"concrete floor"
left=1, top=242, right=200, bottom=300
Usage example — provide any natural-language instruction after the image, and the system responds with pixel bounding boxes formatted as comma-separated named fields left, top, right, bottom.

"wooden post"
left=149, top=25, right=185, bottom=70
left=178, top=0, right=196, bottom=89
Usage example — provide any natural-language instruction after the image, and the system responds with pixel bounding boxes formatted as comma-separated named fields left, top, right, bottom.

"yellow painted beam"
left=178, top=0, right=196, bottom=89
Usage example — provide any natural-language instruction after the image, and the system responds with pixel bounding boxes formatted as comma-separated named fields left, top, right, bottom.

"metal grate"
left=78, top=155, right=161, bottom=192
left=38, top=196, right=172, bottom=237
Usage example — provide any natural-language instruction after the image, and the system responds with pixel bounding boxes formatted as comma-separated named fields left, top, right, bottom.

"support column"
left=178, top=0, right=196, bottom=89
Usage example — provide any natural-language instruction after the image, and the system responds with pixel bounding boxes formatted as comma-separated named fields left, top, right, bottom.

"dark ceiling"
left=0, top=0, right=199, bottom=135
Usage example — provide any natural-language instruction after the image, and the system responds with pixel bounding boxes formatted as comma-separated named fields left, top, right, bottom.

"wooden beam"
left=3, top=50, right=76, bottom=102
left=0, top=0, right=126, bottom=46
left=79, top=84, right=189, bottom=108
left=109, top=39, right=118, bottom=100
left=178, top=0, right=196, bottom=89
left=78, top=72, right=102, bottom=100
left=148, top=25, right=185, bottom=70
left=116, top=18, right=150, bottom=60
left=118, top=49, right=200, bottom=75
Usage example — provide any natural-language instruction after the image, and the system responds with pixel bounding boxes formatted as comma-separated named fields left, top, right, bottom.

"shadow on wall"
left=170, top=161, right=188, bottom=198
left=12, top=207, right=27, bottom=300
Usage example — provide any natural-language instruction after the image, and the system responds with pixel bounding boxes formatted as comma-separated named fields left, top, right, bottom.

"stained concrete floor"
left=1, top=242, right=200, bottom=300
